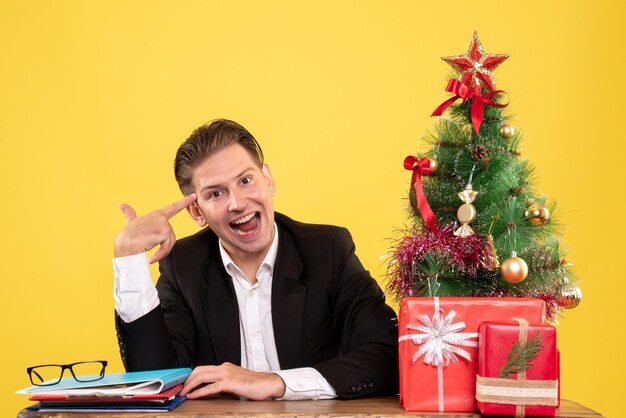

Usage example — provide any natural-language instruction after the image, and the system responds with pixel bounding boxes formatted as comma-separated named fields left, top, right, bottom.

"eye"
left=241, top=176, right=252, bottom=185
left=207, top=190, right=223, bottom=199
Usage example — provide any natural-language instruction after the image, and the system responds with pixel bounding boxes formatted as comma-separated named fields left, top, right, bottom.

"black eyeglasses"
left=26, top=360, right=108, bottom=386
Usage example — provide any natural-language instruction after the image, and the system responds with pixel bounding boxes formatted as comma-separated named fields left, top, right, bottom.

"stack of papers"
left=17, top=367, right=191, bottom=412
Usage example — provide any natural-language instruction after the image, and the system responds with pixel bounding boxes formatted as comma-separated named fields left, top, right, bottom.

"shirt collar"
left=218, top=223, right=279, bottom=280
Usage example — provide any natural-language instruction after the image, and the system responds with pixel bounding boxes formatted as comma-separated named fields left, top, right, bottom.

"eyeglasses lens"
left=72, top=362, right=106, bottom=382
left=30, top=365, right=64, bottom=385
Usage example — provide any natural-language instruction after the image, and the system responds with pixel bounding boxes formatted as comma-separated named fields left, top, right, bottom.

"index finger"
left=162, top=193, right=197, bottom=219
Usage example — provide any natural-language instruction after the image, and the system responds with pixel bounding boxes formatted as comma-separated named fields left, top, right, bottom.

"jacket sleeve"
left=313, top=228, right=399, bottom=399
left=115, top=256, right=195, bottom=371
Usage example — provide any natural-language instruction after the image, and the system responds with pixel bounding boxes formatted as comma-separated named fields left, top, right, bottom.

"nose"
left=228, top=188, right=246, bottom=212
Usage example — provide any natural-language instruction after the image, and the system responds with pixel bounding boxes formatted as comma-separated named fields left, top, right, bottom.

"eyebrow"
left=199, top=168, right=255, bottom=193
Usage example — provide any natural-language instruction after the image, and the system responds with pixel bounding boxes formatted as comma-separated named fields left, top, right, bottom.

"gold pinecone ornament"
left=557, top=278, right=582, bottom=309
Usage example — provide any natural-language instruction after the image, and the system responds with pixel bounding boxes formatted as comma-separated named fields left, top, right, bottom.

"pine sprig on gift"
left=498, top=334, right=544, bottom=379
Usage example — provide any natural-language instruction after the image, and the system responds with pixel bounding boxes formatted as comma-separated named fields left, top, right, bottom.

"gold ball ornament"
left=500, top=254, right=528, bottom=283
left=525, top=202, right=550, bottom=226
left=557, top=282, right=582, bottom=309
left=499, top=124, right=515, bottom=139
left=429, top=158, right=439, bottom=174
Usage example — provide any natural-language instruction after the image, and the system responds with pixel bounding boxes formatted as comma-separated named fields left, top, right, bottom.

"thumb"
left=119, top=203, right=137, bottom=223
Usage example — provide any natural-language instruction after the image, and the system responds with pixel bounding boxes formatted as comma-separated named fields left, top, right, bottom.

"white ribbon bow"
left=399, top=309, right=478, bottom=367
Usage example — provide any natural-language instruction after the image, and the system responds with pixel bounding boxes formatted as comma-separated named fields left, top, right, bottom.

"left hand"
left=179, top=362, right=286, bottom=400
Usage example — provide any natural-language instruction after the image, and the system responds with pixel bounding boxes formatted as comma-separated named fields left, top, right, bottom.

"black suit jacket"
left=116, top=213, right=398, bottom=398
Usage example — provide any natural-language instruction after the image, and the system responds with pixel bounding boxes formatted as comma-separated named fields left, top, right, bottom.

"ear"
left=186, top=202, right=207, bottom=227
left=262, top=163, right=276, bottom=196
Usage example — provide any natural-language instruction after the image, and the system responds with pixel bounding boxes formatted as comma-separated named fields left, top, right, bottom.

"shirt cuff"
left=274, top=367, right=337, bottom=400
left=113, top=252, right=159, bottom=323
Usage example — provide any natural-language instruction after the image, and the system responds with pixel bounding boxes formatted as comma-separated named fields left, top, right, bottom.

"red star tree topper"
left=442, top=31, right=509, bottom=92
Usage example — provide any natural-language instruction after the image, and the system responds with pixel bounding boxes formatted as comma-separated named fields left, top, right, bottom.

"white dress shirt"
left=113, top=225, right=336, bottom=400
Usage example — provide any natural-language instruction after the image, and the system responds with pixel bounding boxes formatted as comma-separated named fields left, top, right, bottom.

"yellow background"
left=1, top=1, right=624, bottom=416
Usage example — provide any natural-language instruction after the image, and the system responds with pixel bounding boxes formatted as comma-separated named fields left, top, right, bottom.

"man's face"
left=188, top=144, right=276, bottom=264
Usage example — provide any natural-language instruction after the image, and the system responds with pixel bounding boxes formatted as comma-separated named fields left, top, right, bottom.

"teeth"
left=232, top=213, right=256, bottom=225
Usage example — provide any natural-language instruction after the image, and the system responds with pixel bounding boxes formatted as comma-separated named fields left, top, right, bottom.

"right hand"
left=180, top=362, right=286, bottom=400
left=114, top=193, right=197, bottom=263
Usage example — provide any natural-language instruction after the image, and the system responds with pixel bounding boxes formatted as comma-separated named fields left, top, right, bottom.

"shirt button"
left=297, top=383, right=303, bottom=389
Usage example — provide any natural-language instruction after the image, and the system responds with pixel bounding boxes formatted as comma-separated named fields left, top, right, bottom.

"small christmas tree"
left=387, top=32, right=581, bottom=321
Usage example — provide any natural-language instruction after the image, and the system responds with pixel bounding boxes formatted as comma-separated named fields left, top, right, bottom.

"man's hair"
left=174, top=119, right=264, bottom=195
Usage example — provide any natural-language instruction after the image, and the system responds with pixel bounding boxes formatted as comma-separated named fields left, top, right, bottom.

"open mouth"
left=230, top=212, right=261, bottom=236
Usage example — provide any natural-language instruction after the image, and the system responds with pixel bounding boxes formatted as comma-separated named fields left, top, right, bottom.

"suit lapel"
left=200, top=239, right=241, bottom=366
left=272, top=224, right=306, bottom=370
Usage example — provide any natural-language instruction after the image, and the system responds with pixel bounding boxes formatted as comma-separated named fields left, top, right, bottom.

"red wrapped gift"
left=556, top=349, right=560, bottom=406
left=398, top=297, right=546, bottom=412
left=476, top=320, right=558, bottom=416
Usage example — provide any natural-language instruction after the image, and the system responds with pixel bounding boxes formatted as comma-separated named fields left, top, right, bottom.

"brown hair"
left=174, top=119, right=264, bottom=195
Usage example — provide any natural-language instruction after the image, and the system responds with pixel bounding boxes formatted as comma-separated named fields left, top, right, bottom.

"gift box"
left=398, top=297, right=546, bottom=412
left=556, top=349, right=560, bottom=407
left=476, top=320, right=558, bottom=416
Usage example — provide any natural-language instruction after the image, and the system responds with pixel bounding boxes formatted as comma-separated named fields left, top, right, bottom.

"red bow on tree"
left=404, top=156, right=438, bottom=233
left=432, top=79, right=508, bottom=135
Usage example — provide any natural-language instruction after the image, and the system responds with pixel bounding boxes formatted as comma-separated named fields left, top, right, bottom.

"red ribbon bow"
left=432, top=79, right=508, bottom=135
left=404, top=156, right=438, bottom=233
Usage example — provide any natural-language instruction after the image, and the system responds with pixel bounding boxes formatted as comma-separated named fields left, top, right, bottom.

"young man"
left=113, top=119, right=398, bottom=400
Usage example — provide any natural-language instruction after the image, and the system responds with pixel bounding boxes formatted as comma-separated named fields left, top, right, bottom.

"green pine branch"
left=498, top=333, right=544, bottom=379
